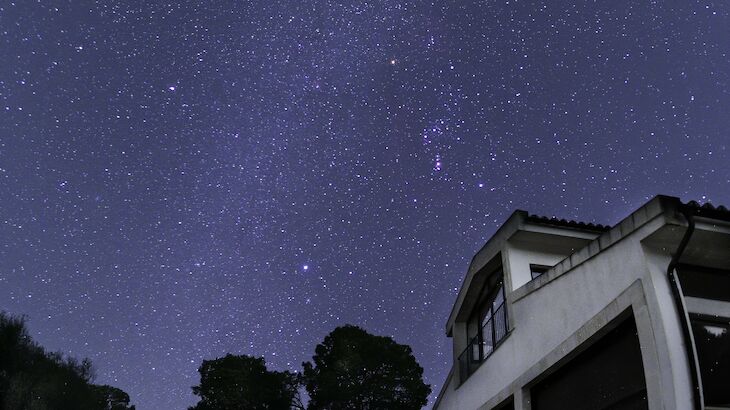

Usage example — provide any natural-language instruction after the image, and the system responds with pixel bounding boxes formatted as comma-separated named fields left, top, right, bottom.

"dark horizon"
left=1, top=1, right=729, bottom=409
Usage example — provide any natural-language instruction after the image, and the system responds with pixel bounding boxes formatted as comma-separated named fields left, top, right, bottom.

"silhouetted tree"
left=0, top=312, right=135, bottom=410
left=302, top=325, right=431, bottom=410
left=92, top=385, right=135, bottom=410
left=189, top=354, right=302, bottom=410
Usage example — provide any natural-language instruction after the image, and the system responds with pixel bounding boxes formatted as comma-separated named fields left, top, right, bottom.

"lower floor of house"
left=486, top=311, right=729, bottom=410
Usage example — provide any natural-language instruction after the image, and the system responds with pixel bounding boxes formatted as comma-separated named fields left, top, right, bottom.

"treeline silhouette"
left=1, top=313, right=431, bottom=409
left=0, top=312, right=135, bottom=410
left=189, top=325, right=431, bottom=410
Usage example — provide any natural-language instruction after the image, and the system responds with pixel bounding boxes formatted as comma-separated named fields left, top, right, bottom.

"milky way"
left=1, top=1, right=729, bottom=409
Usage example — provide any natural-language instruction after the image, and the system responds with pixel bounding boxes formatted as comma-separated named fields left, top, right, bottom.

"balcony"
left=458, top=301, right=508, bottom=383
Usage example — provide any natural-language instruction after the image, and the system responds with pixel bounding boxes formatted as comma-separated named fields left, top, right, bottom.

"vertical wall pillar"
left=515, top=388, right=531, bottom=410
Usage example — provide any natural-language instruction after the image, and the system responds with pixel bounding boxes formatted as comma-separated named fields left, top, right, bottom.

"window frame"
left=689, top=313, right=730, bottom=409
left=459, top=270, right=509, bottom=383
left=677, top=264, right=730, bottom=303
left=530, top=264, right=551, bottom=280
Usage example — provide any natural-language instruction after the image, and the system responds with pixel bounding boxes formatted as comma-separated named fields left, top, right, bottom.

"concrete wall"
left=503, top=242, right=568, bottom=291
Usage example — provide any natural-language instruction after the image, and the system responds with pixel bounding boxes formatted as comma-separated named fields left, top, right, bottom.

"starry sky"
left=1, top=1, right=729, bottom=409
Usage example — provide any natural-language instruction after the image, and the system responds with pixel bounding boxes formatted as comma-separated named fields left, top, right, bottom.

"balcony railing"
left=458, top=302, right=508, bottom=383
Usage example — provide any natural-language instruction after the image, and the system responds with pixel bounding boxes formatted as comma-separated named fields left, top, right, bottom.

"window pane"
left=471, top=340, right=481, bottom=362
left=482, top=308, right=493, bottom=328
left=691, top=318, right=730, bottom=407
left=531, top=265, right=550, bottom=280
left=467, top=310, right=480, bottom=342
left=494, top=303, right=508, bottom=343
left=678, top=267, right=730, bottom=302
left=493, top=283, right=505, bottom=309
left=482, top=319, right=494, bottom=357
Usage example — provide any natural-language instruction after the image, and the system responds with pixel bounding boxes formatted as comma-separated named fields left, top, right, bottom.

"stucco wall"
left=503, top=242, right=567, bottom=291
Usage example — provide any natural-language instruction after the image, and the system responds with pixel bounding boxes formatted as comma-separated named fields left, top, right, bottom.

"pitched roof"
left=525, top=214, right=610, bottom=232
left=682, top=199, right=730, bottom=220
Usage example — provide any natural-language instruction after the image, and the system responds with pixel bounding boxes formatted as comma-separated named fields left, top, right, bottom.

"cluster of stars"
left=0, top=1, right=729, bottom=409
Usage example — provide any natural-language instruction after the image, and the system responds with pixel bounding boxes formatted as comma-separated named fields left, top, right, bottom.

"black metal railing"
left=458, top=302, right=508, bottom=383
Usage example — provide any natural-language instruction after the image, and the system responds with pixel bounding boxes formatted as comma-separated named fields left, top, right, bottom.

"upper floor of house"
left=436, top=195, right=730, bottom=410
left=445, top=207, right=610, bottom=382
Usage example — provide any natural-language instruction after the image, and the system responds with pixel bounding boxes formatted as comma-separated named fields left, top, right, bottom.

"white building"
left=433, top=195, right=729, bottom=410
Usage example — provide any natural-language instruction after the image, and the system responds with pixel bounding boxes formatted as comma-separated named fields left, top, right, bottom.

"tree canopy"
left=302, top=325, right=431, bottom=410
left=189, top=354, right=302, bottom=410
left=0, top=312, right=135, bottom=410
left=4, top=312, right=431, bottom=409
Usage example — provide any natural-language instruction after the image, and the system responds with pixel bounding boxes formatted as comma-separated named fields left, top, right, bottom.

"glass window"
left=493, top=284, right=505, bottom=308
left=460, top=275, right=508, bottom=382
left=530, top=264, right=550, bottom=280
left=678, top=266, right=730, bottom=302
left=482, top=307, right=493, bottom=328
left=690, top=317, right=730, bottom=408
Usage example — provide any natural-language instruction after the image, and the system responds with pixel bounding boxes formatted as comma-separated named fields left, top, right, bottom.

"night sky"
left=1, top=1, right=729, bottom=409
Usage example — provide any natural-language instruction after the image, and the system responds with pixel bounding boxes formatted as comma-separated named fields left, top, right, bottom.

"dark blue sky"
left=1, top=1, right=729, bottom=408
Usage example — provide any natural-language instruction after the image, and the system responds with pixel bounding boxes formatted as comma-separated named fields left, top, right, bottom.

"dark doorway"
left=531, top=315, right=648, bottom=410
